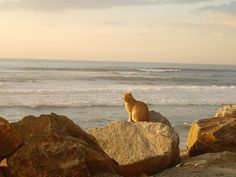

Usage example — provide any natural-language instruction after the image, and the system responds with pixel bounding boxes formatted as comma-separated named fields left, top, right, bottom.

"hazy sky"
left=0, top=0, right=236, bottom=64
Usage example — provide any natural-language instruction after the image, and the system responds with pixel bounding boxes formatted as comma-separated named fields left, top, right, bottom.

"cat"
left=122, top=92, right=149, bottom=122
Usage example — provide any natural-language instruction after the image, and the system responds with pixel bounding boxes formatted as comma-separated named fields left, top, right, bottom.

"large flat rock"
left=88, top=121, right=180, bottom=176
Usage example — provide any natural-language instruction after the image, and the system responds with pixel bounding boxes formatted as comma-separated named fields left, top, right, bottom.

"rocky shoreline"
left=0, top=105, right=236, bottom=177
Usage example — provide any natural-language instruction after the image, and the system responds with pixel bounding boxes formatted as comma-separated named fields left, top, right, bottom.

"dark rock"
left=0, top=169, right=4, bottom=177
left=6, top=113, right=122, bottom=177
left=187, top=117, right=236, bottom=156
left=154, top=151, right=236, bottom=177
left=0, top=117, right=22, bottom=160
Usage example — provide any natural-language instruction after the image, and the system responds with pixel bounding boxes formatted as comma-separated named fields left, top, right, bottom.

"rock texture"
left=93, top=174, right=121, bottom=177
left=187, top=117, right=236, bottom=156
left=215, top=105, right=236, bottom=117
left=154, top=151, right=236, bottom=177
left=0, top=169, right=4, bottom=177
left=149, top=111, right=172, bottom=127
left=88, top=121, right=180, bottom=177
left=6, top=113, right=122, bottom=177
left=0, top=117, right=22, bottom=160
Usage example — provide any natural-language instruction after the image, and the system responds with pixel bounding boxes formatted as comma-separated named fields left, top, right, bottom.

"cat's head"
left=122, top=92, right=134, bottom=102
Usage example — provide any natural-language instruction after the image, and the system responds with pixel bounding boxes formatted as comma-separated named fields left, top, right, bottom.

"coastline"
left=1, top=105, right=236, bottom=176
left=0, top=104, right=221, bottom=148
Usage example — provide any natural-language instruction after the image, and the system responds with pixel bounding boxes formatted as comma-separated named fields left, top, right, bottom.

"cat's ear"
left=129, top=92, right=132, bottom=95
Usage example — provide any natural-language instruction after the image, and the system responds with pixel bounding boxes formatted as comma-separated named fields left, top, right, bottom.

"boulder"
left=154, top=151, right=236, bottom=177
left=88, top=121, right=180, bottom=177
left=215, top=105, right=236, bottom=117
left=149, top=111, right=172, bottom=127
left=187, top=117, right=236, bottom=156
left=0, top=117, right=22, bottom=160
left=1, top=167, right=10, bottom=177
left=93, top=174, right=121, bottom=177
left=0, top=169, right=4, bottom=177
left=6, top=113, right=122, bottom=177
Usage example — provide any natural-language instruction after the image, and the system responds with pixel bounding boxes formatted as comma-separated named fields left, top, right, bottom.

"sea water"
left=1, top=59, right=236, bottom=147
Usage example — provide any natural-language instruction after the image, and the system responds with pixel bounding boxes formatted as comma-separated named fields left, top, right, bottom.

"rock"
left=0, top=117, right=22, bottom=160
left=187, top=117, right=236, bottom=156
left=149, top=111, right=172, bottom=127
left=6, top=113, right=122, bottom=177
left=215, top=105, right=236, bottom=117
left=154, top=151, right=236, bottom=177
left=88, top=121, right=180, bottom=177
left=1, top=167, right=10, bottom=177
left=93, top=174, right=122, bottom=177
left=0, top=169, right=4, bottom=177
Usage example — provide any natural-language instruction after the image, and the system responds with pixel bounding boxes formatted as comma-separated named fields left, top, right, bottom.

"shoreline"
left=0, top=104, right=220, bottom=149
left=1, top=105, right=236, bottom=176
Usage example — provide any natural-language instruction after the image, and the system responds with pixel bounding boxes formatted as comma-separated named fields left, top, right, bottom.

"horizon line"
left=0, top=57, right=235, bottom=67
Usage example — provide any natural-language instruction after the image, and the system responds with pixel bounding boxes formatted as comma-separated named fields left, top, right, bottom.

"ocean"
left=1, top=59, right=236, bottom=148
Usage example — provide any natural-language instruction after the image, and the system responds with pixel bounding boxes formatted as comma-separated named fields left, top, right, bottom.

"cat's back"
left=133, top=101, right=148, bottom=110
left=132, top=101, right=149, bottom=122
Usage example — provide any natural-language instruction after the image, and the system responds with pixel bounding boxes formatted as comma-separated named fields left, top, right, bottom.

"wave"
left=0, top=100, right=234, bottom=109
left=8, top=66, right=236, bottom=73
left=0, top=84, right=236, bottom=108
left=24, top=67, right=122, bottom=72
left=137, top=68, right=182, bottom=73
left=183, top=68, right=236, bottom=72
left=9, top=66, right=236, bottom=75
left=90, top=75, right=226, bottom=85
left=0, top=76, right=218, bottom=85
left=8, top=66, right=182, bottom=73
left=1, top=85, right=236, bottom=93
left=0, top=103, right=122, bottom=109
left=1, top=77, right=235, bottom=87
left=8, top=66, right=138, bottom=73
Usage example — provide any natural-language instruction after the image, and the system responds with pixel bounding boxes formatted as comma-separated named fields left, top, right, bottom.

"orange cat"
left=122, top=92, right=149, bottom=122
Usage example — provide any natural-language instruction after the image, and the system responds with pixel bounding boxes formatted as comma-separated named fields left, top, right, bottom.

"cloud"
left=200, top=1, right=236, bottom=16
left=0, top=0, right=215, bottom=11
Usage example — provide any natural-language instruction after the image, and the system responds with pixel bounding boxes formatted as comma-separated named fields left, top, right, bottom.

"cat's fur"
left=122, top=92, right=149, bottom=122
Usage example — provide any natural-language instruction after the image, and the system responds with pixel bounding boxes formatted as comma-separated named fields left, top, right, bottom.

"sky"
left=0, top=0, right=236, bottom=64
